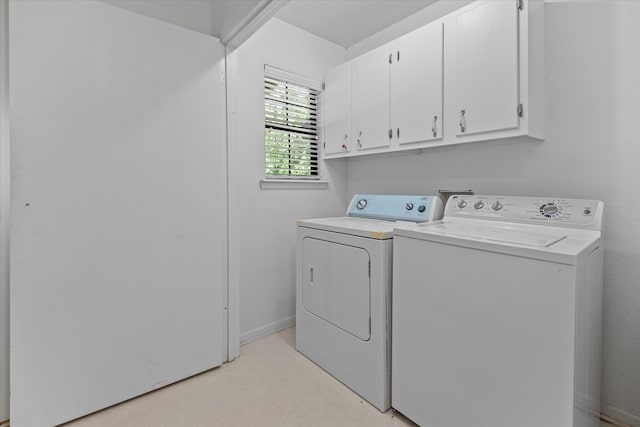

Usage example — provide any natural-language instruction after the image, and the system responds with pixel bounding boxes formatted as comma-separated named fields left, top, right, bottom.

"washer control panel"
left=347, top=194, right=443, bottom=222
left=446, top=195, right=603, bottom=230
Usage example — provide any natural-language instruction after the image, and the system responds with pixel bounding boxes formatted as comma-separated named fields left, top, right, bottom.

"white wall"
left=0, top=0, right=9, bottom=422
left=345, top=2, right=640, bottom=424
left=227, top=18, right=348, bottom=344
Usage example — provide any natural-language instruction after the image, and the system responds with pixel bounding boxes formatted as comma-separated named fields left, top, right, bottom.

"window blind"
left=264, top=67, right=320, bottom=179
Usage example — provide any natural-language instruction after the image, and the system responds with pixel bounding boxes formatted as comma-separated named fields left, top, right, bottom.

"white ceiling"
left=100, top=0, right=438, bottom=48
left=211, top=0, right=262, bottom=40
left=275, top=0, right=438, bottom=48
left=101, top=0, right=261, bottom=39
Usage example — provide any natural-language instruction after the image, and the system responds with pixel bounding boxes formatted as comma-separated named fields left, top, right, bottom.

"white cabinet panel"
left=323, top=63, right=351, bottom=155
left=391, top=21, right=443, bottom=145
left=323, top=0, right=543, bottom=160
left=10, top=2, right=226, bottom=426
left=352, top=44, right=391, bottom=151
left=453, top=0, right=520, bottom=136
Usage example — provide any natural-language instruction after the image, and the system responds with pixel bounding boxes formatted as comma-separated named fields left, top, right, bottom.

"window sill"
left=259, top=179, right=329, bottom=190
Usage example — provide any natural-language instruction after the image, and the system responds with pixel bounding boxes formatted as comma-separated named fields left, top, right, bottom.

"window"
left=264, top=66, right=320, bottom=179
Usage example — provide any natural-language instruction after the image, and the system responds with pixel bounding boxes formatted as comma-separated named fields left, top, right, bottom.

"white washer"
left=392, top=195, right=604, bottom=427
left=296, top=194, right=443, bottom=411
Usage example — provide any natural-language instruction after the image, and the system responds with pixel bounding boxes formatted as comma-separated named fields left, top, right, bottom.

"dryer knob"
left=456, top=199, right=468, bottom=209
left=356, top=199, right=367, bottom=210
left=406, top=203, right=414, bottom=211
left=491, top=200, right=503, bottom=211
left=473, top=200, right=485, bottom=210
left=418, top=205, right=426, bottom=213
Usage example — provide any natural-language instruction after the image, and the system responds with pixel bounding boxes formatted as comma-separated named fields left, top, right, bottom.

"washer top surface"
left=423, top=221, right=568, bottom=248
left=298, top=194, right=443, bottom=240
left=393, top=195, right=604, bottom=265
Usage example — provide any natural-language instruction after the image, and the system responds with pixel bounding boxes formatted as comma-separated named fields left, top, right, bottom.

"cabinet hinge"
left=517, top=103, right=524, bottom=117
left=323, top=141, right=326, bottom=149
left=516, top=0, right=523, bottom=11
left=368, top=261, right=371, bottom=277
left=388, top=53, right=392, bottom=64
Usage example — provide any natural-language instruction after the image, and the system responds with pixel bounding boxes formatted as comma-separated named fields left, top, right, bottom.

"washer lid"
left=394, top=218, right=602, bottom=265
left=424, top=222, right=568, bottom=248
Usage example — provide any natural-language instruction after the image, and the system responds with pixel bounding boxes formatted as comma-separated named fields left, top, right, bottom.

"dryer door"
left=302, top=238, right=371, bottom=341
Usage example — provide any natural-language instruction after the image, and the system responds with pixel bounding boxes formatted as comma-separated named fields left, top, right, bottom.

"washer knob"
left=418, top=205, right=426, bottom=213
left=406, top=203, right=414, bottom=211
left=356, top=199, right=367, bottom=210
left=491, top=200, right=503, bottom=211
left=542, top=204, right=559, bottom=215
left=456, top=199, right=468, bottom=209
left=473, top=200, right=485, bottom=210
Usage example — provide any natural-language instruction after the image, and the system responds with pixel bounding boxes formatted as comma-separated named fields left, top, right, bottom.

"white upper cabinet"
left=445, top=0, right=544, bottom=144
left=390, top=21, right=443, bottom=145
left=323, top=62, right=351, bottom=155
left=323, top=0, right=543, bottom=159
left=453, top=1, right=519, bottom=136
left=351, top=44, right=391, bottom=151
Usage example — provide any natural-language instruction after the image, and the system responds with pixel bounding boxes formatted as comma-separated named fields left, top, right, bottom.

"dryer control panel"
left=348, top=194, right=443, bottom=222
left=446, top=195, right=604, bottom=231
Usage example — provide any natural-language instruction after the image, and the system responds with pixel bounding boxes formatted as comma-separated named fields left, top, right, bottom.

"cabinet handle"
left=357, top=130, right=362, bottom=147
left=388, top=128, right=393, bottom=139
left=397, top=51, right=400, bottom=62
left=432, top=116, right=438, bottom=137
left=459, top=110, right=466, bottom=133
left=388, top=53, right=392, bottom=64
left=397, top=128, right=400, bottom=139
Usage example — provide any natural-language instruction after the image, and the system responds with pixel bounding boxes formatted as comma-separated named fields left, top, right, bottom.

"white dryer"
left=392, top=195, right=604, bottom=427
left=296, top=194, right=443, bottom=411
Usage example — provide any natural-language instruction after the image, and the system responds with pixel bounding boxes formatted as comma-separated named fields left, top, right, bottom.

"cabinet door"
left=454, top=1, right=519, bottom=136
left=353, top=44, right=390, bottom=150
left=391, top=21, right=443, bottom=144
left=323, top=63, right=351, bottom=155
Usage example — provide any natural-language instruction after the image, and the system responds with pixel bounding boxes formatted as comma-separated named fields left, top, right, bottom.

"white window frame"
left=264, top=65, right=322, bottom=181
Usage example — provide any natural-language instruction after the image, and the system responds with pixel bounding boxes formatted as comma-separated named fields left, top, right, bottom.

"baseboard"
left=603, top=404, right=640, bottom=427
left=240, top=316, right=295, bottom=346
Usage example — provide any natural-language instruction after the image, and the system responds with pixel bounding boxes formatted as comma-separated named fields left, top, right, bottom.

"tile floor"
left=64, top=327, right=614, bottom=427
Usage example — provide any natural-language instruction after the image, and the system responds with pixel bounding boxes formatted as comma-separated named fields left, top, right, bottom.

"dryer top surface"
left=297, top=216, right=405, bottom=240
